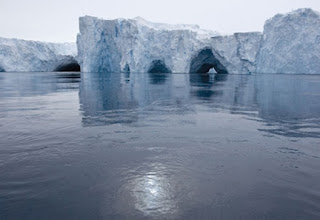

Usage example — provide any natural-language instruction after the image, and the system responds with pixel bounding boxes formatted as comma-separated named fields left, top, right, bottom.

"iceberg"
left=1, top=8, right=320, bottom=74
left=256, top=8, right=320, bottom=74
left=0, top=37, right=78, bottom=72
left=77, top=16, right=261, bottom=74
left=77, top=9, right=320, bottom=74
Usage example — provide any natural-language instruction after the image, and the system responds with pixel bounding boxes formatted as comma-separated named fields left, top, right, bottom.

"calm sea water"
left=0, top=72, right=320, bottom=220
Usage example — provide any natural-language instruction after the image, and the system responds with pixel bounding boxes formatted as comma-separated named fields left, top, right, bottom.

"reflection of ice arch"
left=79, top=73, right=139, bottom=126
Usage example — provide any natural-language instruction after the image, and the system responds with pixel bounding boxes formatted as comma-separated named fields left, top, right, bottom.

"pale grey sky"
left=1, top=0, right=320, bottom=43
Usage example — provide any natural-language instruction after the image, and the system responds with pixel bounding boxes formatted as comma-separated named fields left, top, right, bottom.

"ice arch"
left=190, top=49, right=228, bottom=74
left=148, top=60, right=172, bottom=73
left=0, top=64, right=5, bottom=72
left=54, top=62, right=81, bottom=72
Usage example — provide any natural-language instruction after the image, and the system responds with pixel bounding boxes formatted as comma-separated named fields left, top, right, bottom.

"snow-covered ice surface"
left=0, top=37, right=78, bottom=72
left=256, top=8, right=320, bottom=74
left=77, top=16, right=261, bottom=74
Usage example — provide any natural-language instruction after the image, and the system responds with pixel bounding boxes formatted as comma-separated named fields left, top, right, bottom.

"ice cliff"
left=77, top=8, right=320, bottom=74
left=1, top=8, right=320, bottom=74
left=77, top=16, right=261, bottom=74
left=0, top=37, right=78, bottom=72
left=256, top=8, right=320, bottom=74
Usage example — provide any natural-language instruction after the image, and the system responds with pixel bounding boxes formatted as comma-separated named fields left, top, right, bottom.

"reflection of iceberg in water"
left=256, top=75, right=320, bottom=120
left=190, top=73, right=228, bottom=99
left=79, top=72, right=320, bottom=138
left=79, top=73, right=139, bottom=126
left=0, top=72, right=80, bottom=98
left=189, top=73, right=320, bottom=138
left=193, top=73, right=320, bottom=138
left=79, top=72, right=192, bottom=127
left=149, top=73, right=168, bottom=85
left=255, top=75, right=320, bottom=138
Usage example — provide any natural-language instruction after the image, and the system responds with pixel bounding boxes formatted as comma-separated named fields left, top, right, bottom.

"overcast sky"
left=1, top=0, right=320, bottom=43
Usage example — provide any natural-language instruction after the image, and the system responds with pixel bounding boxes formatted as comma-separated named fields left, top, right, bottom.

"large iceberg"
left=77, top=16, right=261, bottom=74
left=0, top=37, right=78, bottom=72
left=77, top=8, right=320, bottom=74
left=256, top=8, right=320, bottom=74
left=1, top=8, right=320, bottom=74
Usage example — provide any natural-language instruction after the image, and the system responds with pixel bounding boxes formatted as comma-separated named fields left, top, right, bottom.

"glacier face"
left=256, top=8, right=320, bottom=74
left=77, top=16, right=262, bottom=74
left=0, top=37, right=78, bottom=72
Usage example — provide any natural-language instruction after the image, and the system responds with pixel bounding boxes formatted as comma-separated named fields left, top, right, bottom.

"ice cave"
left=148, top=60, right=172, bottom=73
left=189, top=49, right=228, bottom=74
left=54, top=62, right=81, bottom=72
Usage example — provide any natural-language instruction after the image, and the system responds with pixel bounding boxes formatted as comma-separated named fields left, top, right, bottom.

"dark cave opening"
left=0, top=65, right=5, bottom=72
left=148, top=60, right=171, bottom=73
left=54, top=62, right=81, bottom=72
left=189, top=49, right=228, bottom=74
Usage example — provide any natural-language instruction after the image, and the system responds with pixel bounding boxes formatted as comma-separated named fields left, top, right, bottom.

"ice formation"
left=256, top=8, right=320, bottom=74
left=0, top=37, right=78, bottom=72
left=1, top=8, right=320, bottom=74
left=77, top=8, right=320, bottom=74
left=77, top=16, right=261, bottom=74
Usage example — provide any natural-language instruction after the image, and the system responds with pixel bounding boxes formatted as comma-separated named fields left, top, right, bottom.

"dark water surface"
left=0, top=72, right=320, bottom=219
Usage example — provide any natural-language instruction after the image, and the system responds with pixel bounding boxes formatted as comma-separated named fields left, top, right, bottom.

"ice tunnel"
left=190, top=49, right=228, bottom=74
left=148, top=60, right=172, bottom=73
left=54, top=62, right=81, bottom=72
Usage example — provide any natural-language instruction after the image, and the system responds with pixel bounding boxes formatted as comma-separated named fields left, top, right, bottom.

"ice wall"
left=77, top=16, right=261, bottom=74
left=256, top=8, right=320, bottom=74
left=1, top=8, right=319, bottom=74
left=0, top=37, right=78, bottom=72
